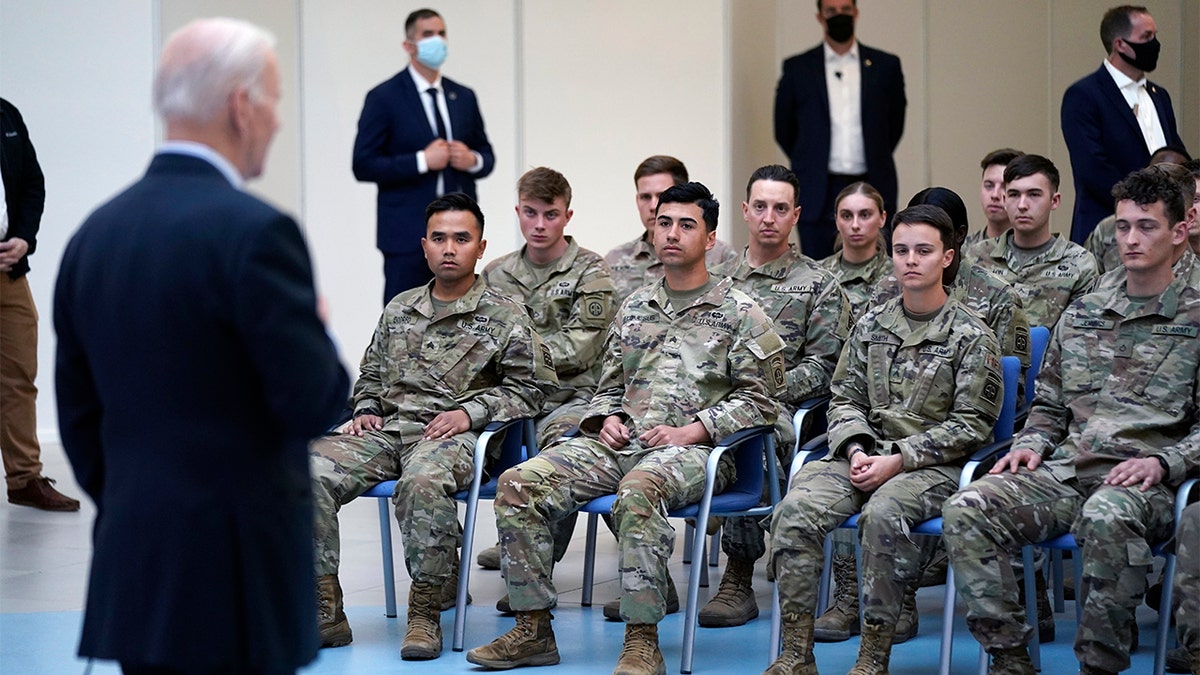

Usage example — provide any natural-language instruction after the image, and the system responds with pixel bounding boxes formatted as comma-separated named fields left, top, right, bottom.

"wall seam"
left=295, top=0, right=307, bottom=231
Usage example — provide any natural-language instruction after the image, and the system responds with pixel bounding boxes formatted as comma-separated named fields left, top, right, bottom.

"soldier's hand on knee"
left=349, top=414, right=383, bottom=437
left=424, top=409, right=471, bottom=440
left=1103, top=456, right=1165, bottom=492
left=991, top=448, right=1041, bottom=474
left=599, top=415, right=631, bottom=450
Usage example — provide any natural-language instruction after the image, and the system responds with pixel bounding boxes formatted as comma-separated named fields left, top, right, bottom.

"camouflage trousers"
left=769, top=456, right=957, bottom=627
left=495, top=436, right=733, bottom=624
left=310, top=429, right=477, bottom=583
left=942, top=467, right=1174, bottom=672
left=1174, top=502, right=1199, bottom=666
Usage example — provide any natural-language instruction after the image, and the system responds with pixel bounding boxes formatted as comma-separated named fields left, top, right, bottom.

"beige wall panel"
left=926, top=0, right=1050, bottom=231
left=159, top=0, right=302, bottom=217
left=1183, top=1, right=1200, bottom=152
left=299, top=1, right=519, bottom=365
left=729, top=0, right=780, bottom=250
left=520, top=0, right=728, bottom=258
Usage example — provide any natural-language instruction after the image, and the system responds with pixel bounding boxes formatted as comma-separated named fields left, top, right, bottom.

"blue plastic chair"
left=1016, top=325, right=1051, bottom=424
left=574, top=425, right=778, bottom=674
left=355, top=417, right=534, bottom=652
left=771, top=354, right=1022, bottom=675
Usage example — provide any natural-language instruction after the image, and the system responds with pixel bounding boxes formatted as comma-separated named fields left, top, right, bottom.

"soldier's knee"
left=612, top=471, right=665, bottom=522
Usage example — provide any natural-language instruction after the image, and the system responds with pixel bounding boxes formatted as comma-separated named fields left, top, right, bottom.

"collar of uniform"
left=631, top=233, right=658, bottom=260
left=409, top=274, right=488, bottom=319
left=998, top=230, right=1070, bottom=268
left=729, top=244, right=801, bottom=281
left=840, top=245, right=890, bottom=283
left=649, top=274, right=734, bottom=315
left=1105, top=272, right=1184, bottom=320
left=505, top=236, right=581, bottom=287
left=875, top=294, right=957, bottom=347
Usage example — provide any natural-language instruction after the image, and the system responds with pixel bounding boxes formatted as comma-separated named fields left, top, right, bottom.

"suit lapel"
left=1094, top=67, right=1142, bottom=139
left=400, top=72, right=437, bottom=143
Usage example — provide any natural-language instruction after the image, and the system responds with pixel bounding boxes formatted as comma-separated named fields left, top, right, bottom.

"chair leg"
left=681, top=503, right=711, bottom=674
left=1073, top=553, right=1084, bottom=624
left=1154, top=553, right=1177, bottom=675
left=452, top=490, right=481, bottom=651
left=1051, top=549, right=1066, bottom=613
left=1022, top=546, right=1041, bottom=672
left=769, top=583, right=782, bottom=660
left=377, top=496, right=397, bottom=618
left=581, top=513, right=599, bottom=607
left=938, top=564, right=956, bottom=675
left=709, top=529, right=721, bottom=567
left=683, top=520, right=695, bottom=564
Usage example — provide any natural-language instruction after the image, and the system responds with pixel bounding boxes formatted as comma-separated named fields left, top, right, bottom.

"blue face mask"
left=415, top=36, right=448, bottom=70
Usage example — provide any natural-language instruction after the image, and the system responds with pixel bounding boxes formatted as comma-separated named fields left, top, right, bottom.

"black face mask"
left=1119, top=36, right=1161, bottom=72
left=826, top=14, right=855, bottom=43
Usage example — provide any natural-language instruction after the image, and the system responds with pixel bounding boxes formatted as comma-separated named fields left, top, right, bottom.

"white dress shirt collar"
left=157, top=140, right=243, bottom=189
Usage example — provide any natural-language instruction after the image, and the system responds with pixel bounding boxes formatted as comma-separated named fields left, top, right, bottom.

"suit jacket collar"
left=145, top=152, right=238, bottom=188
left=156, top=141, right=242, bottom=188
left=1091, top=65, right=1144, bottom=140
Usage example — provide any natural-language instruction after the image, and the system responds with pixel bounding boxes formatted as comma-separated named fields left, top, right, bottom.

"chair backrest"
left=1025, top=326, right=1051, bottom=408
left=995, top=355, right=1021, bottom=443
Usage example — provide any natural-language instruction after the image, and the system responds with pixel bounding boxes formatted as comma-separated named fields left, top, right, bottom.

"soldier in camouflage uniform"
left=961, top=148, right=1025, bottom=261
left=477, top=167, right=616, bottom=590
left=468, top=182, right=784, bottom=675
left=767, top=205, right=1003, bottom=675
left=1174, top=503, right=1200, bottom=674
left=970, top=154, right=1099, bottom=329
left=605, top=155, right=737, bottom=301
left=943, top=167, right=1200, bottom=675
left=696, top=165, right=849, bottom=630
left=309, top=194, right=557, bottom=659
left=1084, top=148, right=1193, bottom=274
left=809, top=188, right=1033, bottom=645
left=820, top=181, right=892, bottom=320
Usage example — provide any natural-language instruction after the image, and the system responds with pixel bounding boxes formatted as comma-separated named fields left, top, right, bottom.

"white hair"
left=153, top=17, right=276, bottom=124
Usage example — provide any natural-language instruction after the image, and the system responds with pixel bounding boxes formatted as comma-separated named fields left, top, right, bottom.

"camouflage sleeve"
left=542, top=258, right=616, bottom=377
left=785, top=281, right=849, bottom=404
left=1144, top=351, right=1200, bottom=483
left=351, top=312, right=389, bottom=417
left=580, top=319, right=627, bottom=434
left=459, top=311, right=557, bottom=428
left=1069, top=253, right=1100, bottom=306
left=828, top=317, right=880, bottom=454
left=1012, top=310, right=1070, bottom=458
left=1083, top=227, right=1108, bottom=274
left=892, top=326, right=1003, bottom=470
left=694, top=302, right=785, bottom=441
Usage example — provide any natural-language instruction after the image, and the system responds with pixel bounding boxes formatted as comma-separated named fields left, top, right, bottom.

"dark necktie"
left=426, top=87, right=448, bottom=139
left=426, top=87, right=454, bottom=192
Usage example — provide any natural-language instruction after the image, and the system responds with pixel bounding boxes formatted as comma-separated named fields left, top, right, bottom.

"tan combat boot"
left=401, top=581, right=442, bottom=660
left=438, top=553, right=472, bottom=611
left=317, top=574, right=352, bottom=648
left=613, top=623, right=665, bottom=675
left=465, top=608, right=560, bottom=668
left=476, top=542, right=502, bottom=570
left=813, top=554, right=859, bottom=642
left=892, top=584, right=918, bottom=644
left=986, top=646, right=1035, bottom=675
left=847, top=623, right=893, bottom=675
left=763, top=612, right=818, bottom=675
left=698, top=556, right=759, bottom=627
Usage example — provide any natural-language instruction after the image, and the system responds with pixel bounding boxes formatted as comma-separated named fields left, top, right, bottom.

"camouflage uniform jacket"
left=726, top=244, right=849, bottom=406
left=605, top=232, right=738, bottom=302
left=828, top=296, right=1003, bottom=470
left=580, top=275, right=786, bottom=446
left=1083, top=214, right=1120, bottom=274
left=483, top=237, right=616, bottom=411
left=820, top=244, right=892, bottom=322
left=869, top=262, right=1032, bottom=375
left=1089, top=248, right=1196, bottom=293
left=961, top=229, right=1000, bottom=262
left=970, top=230, right=1099, bottom=328
left=1014, top=260, right=1200, bottom=486
left=351, top=276, right=558, bottom=444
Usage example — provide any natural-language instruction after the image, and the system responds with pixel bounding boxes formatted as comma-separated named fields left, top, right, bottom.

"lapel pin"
left=448, top=91, right=458, bottom=101
left=865, top=59, right=872, bottom=67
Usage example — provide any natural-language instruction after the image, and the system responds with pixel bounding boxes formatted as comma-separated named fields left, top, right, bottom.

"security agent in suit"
left=774, top=0, right=906, bottom=262
left=54, top=18, right=349, bottom=675
left=353, top=8, right=495, bottom=305
left=1062, top=5, right=1187, bottom=246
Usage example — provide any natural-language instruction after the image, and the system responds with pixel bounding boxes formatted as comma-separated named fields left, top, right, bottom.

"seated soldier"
left=698, top=164, right=849, bottom=629
left=821, top=181, right=892, bottom=320
left=962, top=148, right=1025, bottom=261
left=479, top=167, right=617, bottom=606
left=812, top=187, right=1032, bottom=645
left=467, top=182, right=785, bottom=675
left=972, top=154, right=1098, bottom=329
left=309, top=193, right=557, bottom=659
left=605, top=155, right=737, bottom=302
left=1085, top=146, right=1192, bottom=273
left=767, top=204, right=1003, bottom=675
left=943, top=167, right=1200, bottom=675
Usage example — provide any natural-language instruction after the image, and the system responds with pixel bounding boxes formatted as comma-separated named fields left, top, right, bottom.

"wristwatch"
left=1153, top=455, right=1170, bottom=475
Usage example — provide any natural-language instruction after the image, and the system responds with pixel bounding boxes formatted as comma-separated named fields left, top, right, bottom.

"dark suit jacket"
left=1, top=98, right=46, bottom=279
left=774, top=43, right=906, bottom=227
left=1062, top=65, right=1186, bottom=244
left=54, top=153, right=349, bottom=671
left=352, top=69, right=495, bottom=254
